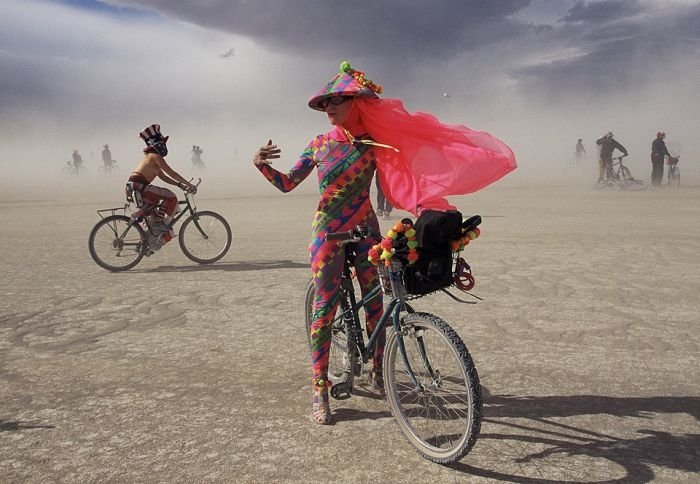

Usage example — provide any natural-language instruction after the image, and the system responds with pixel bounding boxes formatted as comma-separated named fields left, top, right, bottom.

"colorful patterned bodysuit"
left=257, top=133, right=384, bottom=391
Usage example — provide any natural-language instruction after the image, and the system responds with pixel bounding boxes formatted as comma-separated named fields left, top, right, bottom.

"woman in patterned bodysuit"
left=254, top=71, right=386, bottom=425
left=254, top=62, right=517, bottom=426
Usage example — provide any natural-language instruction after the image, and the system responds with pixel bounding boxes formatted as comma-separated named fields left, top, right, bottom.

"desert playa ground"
left=1, top=175, right=699, bottom=483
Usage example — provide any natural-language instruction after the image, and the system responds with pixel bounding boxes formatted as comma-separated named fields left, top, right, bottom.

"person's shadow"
left=449, top=391, right=700, bottom=483
left=134, top=259, right=309, bottom=273
left=0, top=419, right=54, bottom=432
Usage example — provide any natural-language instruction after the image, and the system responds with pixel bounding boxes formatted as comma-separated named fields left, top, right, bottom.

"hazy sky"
left=1, top=0, right=699, bottom=190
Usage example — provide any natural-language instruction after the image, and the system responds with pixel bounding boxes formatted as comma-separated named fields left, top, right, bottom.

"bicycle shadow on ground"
left=332, top=407, right=393, bottom=423
left=134, top=259, right=309, bottom=273
left=449, top=392, right=700, bottom=483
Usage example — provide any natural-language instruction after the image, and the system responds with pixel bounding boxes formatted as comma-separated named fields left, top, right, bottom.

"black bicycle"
left=62, top=161, right=89, bottom=176
left=88, top=179, right=231, bottom=271
left=598, top=154, right=647, bottom=190
left=304, top=216, right=483, bottom=464
left=98, top=160, right=119, bottom=177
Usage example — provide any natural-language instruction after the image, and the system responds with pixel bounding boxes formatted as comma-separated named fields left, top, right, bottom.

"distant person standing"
left=191, top=145, right=205, bottom=170
left=72, top=149, right=84, bottom=174
left=375, top=172, right=392, bottom=218
left=650, top=131, right=670, bottom=187
left=575, top=138, right=586, bottom=163
left=596, top=132, right=627, bottom=183
left=102, top=144, right=113, bottom=173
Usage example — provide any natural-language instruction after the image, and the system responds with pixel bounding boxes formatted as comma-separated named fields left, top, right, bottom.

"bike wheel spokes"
left=385, top=312, right=481, bottom=464
left=178, top=211, right=232, bottom=264
left=398, top=331, right=470, bottom=446
left=88, top=215, right=145, bottom=271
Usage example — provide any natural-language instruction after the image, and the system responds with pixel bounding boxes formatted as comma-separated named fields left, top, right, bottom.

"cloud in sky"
left=104, top=0, right=536, bottom=60
left=1, top=0, right=699, bottom=186
left=514, top=0, right=700, bottom=98
left=102, top=0, right=700, bottom=97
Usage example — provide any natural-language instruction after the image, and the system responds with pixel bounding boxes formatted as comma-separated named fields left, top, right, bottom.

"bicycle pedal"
left=330, top=382, right=352, bottom=400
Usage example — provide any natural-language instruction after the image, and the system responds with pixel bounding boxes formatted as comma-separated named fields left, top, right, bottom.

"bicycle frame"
left=333, top=264, right=432, bottom=392
left=609, top=157, right=626, bottom=178
left=94, top=184, right=209, bottom=251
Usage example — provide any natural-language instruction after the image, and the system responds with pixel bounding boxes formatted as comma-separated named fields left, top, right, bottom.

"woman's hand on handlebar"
left=254, top=139, right=281, bottom=166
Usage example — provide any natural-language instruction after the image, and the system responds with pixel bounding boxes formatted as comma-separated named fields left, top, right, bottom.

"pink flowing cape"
left=353, top=98, right=517, bottom=215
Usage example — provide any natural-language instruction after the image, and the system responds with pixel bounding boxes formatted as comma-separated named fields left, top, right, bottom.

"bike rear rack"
left=96, top=204, right=130, bottom=220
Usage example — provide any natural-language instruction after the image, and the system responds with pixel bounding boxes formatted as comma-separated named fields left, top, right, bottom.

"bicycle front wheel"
left=178, top=210, right=232, bottom=264
left=384, top=312, right=482, bottom=464
left=88, top=215, right=146, bottom=271
left=620, top=179, right=648, bottom=191
left=304, top=279, right=356, bottom=386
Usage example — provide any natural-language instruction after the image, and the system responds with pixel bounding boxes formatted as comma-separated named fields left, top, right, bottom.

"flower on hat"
left=339, top=61, right=382, bottom=94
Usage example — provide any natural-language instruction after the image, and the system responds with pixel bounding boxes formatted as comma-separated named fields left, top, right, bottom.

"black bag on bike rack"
left=403, top=210, right=462, bottom=295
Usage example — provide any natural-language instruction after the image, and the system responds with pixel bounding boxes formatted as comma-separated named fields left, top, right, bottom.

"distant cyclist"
left=71, top=149, right=84, bottom=174
left=596, top=132, right=628, bottom=183
left=650, top=131, right=671, bottom=187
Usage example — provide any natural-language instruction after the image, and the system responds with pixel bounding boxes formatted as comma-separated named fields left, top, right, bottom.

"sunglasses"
left=318, top=96, right=351, bottom=109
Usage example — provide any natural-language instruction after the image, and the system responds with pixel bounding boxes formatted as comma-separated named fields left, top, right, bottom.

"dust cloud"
left=3, top=78, right=695, bottom=207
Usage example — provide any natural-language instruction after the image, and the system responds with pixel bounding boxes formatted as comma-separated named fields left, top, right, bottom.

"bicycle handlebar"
left=181, top=178, right=202, bottom=195
left=325, top=225, right=381, bottom=242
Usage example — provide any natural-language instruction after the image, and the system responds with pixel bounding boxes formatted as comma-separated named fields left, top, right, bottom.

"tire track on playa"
left=0, top=293, right=193, bottom=356
left=0, top=283, right=277, bottom=363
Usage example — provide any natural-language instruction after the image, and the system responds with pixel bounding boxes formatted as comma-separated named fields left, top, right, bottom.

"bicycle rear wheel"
left=178, top=210, right=232, bottom=264
left=620, top=166, right=633, bottom=182
left=384, top=312, right=482, bottom=464
left=88, top=215, right=146, bottom=271
left=304, top=279, right=356, bottom=386
left=669, top=166, right=680, bottom=187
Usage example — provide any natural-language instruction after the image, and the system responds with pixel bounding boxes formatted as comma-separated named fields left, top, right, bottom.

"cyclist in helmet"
left=650, top=131, right=671, bottom=187
left=596, top=132, right=628, bottom=183
left=125, top=124, right=197, bottom=244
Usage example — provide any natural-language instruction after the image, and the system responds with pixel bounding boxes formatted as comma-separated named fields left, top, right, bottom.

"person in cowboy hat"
left=125, top=124, right=197, bottom=245
left=253, top=62, right=515, bottom=425
left=101, top=144, right=113, bottom=173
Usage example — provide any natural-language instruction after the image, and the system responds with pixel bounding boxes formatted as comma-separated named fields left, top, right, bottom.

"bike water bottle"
left=388, top=260, right=407, bottom=299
